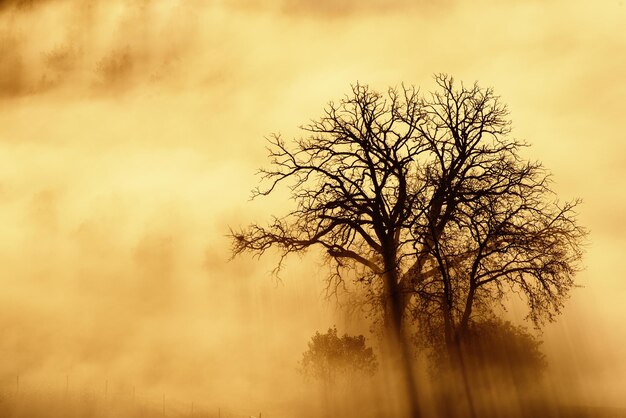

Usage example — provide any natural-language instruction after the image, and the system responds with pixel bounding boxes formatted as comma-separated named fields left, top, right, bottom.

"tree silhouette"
left=299, top=327, right=377, bottom=385
left=463, top=319, right=547, bottom=378
left=230, top=74, right=585, bottom=418
left=426, top=317, right=548, bottom=418
left=407, top=76, right=586, bottom=364
left=232, top=82, right=427, bottom=417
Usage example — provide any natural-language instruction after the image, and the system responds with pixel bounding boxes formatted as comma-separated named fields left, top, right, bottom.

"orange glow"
left=1, top=1, right=625, bottom=416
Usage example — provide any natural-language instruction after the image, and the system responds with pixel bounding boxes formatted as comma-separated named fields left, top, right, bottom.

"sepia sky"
left=1, top=0, right=625, bottom=410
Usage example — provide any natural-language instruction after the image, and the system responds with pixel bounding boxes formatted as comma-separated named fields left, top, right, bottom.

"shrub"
left=299, top=327, right=377, bottom=385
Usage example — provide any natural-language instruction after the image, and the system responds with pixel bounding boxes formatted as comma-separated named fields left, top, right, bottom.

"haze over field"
left=1, top=0, right=625, bottom=416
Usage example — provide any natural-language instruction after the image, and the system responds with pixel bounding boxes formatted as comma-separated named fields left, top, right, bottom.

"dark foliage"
left=299, top=327, right=378, bottom=384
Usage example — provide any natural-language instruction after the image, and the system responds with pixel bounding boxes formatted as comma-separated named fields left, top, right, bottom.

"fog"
left=1, top=0, right=625, bottom=416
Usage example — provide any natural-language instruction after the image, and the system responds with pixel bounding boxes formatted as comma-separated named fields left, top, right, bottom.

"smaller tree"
left=463, top=319, right=547, bottom=379
left=428, top=318, right=548, bottom=418
left=300, top=327, right=378, bottom=386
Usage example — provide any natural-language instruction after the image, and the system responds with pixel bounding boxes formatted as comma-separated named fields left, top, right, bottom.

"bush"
left=462, top=318, right=547, bottom=380
left=299, top=327, right=377, bottom=385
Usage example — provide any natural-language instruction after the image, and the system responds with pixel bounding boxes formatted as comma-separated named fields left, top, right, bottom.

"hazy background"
left=1, top=0, right=625, bottom=413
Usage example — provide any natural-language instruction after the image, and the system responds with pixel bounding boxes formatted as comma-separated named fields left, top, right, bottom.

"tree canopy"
left=231, top=74, right=584, bottom=336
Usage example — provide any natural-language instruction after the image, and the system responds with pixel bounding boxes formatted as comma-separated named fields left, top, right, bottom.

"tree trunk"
left=382, top=266, right=422, bottom=418
left=443, top=309, right=477, bottom=418
left=459, top=284, right=476, bottom=336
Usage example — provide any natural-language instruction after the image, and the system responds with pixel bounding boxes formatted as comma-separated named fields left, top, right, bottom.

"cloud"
left=0, top=0, right=204, bottom=97
left=228, top=0, right=449, bottom=18
left=0, top=33, right=28, bottom=97
left=0, top=0, right=56, bottom=13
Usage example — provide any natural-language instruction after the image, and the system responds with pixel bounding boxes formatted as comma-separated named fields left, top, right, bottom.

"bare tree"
left=230, top=75, right=585, bottom=417
left=231, top=84, right=427, bottom=417
left=406, top=76, right=585, bottom=360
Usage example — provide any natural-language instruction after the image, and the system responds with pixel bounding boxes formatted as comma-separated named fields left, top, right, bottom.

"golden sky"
left=1, top=0, right=625, bottom=411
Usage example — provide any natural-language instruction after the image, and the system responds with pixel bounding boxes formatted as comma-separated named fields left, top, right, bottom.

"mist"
left=1, top=0, right=625, bottom=417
